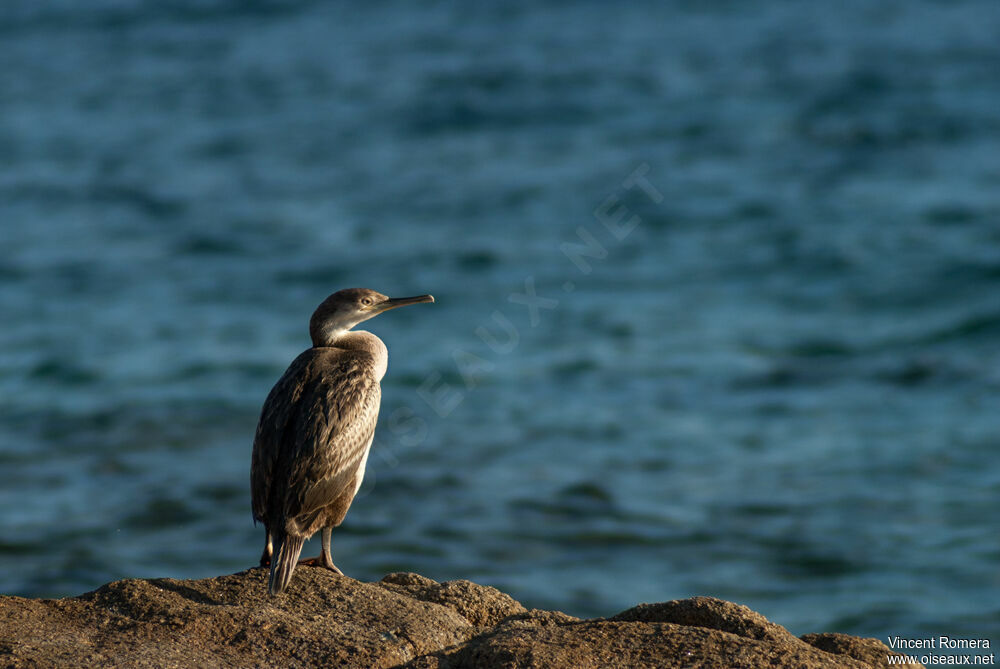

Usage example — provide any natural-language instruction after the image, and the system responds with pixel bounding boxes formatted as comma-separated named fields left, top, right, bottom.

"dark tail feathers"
left=268, top=532, right=306, bottom=595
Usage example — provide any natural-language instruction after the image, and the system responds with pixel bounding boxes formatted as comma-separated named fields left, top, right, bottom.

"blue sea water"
left=1, top=0, right=999, bottom=643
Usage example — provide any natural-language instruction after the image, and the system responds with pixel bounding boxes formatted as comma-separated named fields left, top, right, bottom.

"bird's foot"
left=297, top=555, right=343, bottom=575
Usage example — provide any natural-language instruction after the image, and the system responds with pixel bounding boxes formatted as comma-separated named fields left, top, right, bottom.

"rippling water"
left=2, top=0, right=999, bottom=641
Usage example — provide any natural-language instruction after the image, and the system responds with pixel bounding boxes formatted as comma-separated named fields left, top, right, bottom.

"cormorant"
left=250, top=288, right=434, bottom=594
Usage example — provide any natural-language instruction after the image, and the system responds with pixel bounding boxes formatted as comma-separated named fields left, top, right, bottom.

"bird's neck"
left=321, top=330, right=388, bottom=381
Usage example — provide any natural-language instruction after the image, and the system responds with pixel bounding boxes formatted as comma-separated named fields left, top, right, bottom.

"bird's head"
left=309, top=288, right=434, bottom=347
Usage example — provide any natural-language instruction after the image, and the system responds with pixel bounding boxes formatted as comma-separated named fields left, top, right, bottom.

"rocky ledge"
left=0, top=568, right=921, bottom=668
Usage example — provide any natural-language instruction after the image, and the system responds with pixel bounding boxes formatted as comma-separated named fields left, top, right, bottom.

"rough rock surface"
left=0, top=568, right=923, bottom=668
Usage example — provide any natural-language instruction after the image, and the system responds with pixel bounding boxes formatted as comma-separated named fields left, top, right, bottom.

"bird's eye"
left=361, top=297, right=373, bottom=306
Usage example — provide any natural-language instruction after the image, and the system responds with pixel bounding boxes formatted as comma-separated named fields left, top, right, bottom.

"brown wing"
left=251, top=347, right=380, bottom=532
left=251, top=348, right=315, bottom=524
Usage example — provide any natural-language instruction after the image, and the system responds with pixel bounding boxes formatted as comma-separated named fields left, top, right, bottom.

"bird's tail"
left=268, top=531, right=306, bottom=595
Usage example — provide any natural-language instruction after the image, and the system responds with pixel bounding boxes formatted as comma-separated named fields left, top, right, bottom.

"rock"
left=610, top=596, right=795, bottom=643
left=435, top=620, right=853, bottom=669
left=379, top=572, right=526, bottom=627
left=802, top=633, right=926, bottom=669
left=0, top=569, right=922, bottom=668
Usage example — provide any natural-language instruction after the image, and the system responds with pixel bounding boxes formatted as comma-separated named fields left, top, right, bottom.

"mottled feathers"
left=251, top=346, right=380, bottom=537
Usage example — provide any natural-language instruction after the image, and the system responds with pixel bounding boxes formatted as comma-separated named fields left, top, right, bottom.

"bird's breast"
left=352, top=435, right=375, bottom=497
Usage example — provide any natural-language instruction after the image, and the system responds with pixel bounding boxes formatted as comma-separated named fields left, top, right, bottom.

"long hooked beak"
left=377, top=294, right=435, bottom=312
